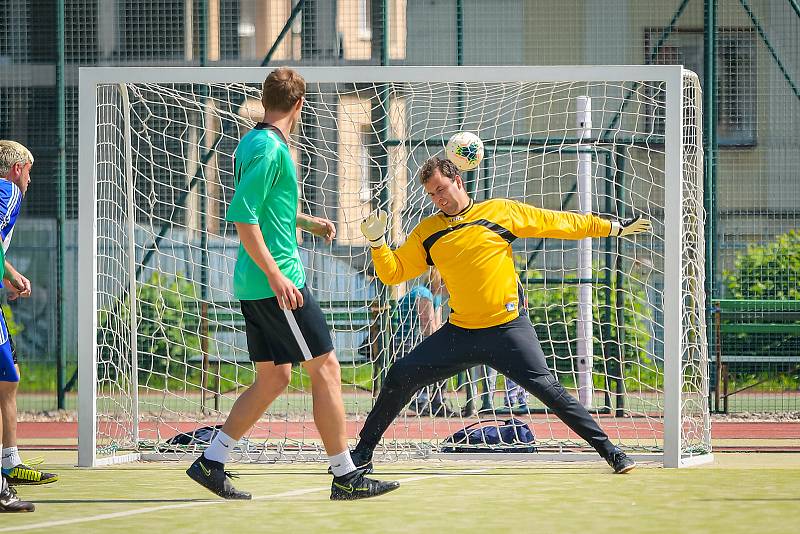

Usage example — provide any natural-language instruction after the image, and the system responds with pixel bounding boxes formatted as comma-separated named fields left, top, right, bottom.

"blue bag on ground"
left=440, top=418, right=536, bottom=453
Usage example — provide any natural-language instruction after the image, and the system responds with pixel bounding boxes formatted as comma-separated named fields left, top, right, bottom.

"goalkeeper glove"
left=361, top=210, right=388, bottom=248
left=608, top=214, right=652, bottom=237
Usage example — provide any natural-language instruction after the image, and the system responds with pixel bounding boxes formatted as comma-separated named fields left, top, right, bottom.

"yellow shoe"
left=3, top=459, right=58, bottom=486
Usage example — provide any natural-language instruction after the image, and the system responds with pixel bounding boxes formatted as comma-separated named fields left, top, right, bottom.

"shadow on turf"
left=230, top=468, right=606, bottom=477
left=698, top=498, right=800, bottom=502
left=30, top=498, right=212, bottom=504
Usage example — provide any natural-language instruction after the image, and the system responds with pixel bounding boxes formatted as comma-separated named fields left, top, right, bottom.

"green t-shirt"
left=226, top=124, right=305, bottom=300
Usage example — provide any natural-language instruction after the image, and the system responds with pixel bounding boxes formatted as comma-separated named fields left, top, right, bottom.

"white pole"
left=120, top=84, right=140, bottom=447
left=77, top=71, right=99, bottom=467
left=576, top=96, right=594, bottom=408
left=663, top=70, right=685, bottom=468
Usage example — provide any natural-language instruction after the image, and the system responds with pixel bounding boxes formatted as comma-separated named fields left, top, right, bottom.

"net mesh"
left=90, top=70, right=708, bottom=462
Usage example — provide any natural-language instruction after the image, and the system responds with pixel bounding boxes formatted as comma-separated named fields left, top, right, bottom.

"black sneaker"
left=0, top=483, right=35, bottom=513
left=2, top=463, right=58, bottom=486
left=330, top=470, right=400, bottom=501
left=327, top=448, right=374, bottom=475
left=186, top=456, right=251, bottom=500
left=606, top=448, right=636, bottom=474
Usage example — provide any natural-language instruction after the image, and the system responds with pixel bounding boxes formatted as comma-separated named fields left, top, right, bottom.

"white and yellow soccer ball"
left=445, top=131, right=484, bottom=172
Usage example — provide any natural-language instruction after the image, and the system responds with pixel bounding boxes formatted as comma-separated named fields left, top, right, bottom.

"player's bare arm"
left=297, top=213, right=336, bottom=244
left=2, top=260, right=30, bottom=301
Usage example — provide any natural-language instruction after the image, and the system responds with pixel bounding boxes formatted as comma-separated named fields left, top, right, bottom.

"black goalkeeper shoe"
left=350, top=447, right=374, bottom=474
left=330, top=470, right=400, bottom=501
left=606, top=448, right=636, bottom=474
left=327, top=448, right=374, bottom=475
left=186, top=456, right=251, bottom=500
left=0, top=483, right=35, bottom=513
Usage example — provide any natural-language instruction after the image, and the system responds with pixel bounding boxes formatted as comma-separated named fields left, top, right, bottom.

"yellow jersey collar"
left=442, top=198, right=475, bottom=223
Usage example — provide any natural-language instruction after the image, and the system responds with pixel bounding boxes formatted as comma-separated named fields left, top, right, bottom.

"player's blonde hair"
left=0, top=140, right=34, bottom=177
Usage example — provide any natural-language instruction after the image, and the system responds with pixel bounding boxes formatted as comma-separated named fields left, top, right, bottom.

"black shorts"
left=240, top=286, right=334, bottom=365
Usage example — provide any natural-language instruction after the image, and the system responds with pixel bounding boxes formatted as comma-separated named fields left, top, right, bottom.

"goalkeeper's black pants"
left=358, top=315, right=617, bottom=458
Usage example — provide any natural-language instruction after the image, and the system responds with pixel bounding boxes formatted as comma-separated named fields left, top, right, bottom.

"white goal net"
left=78, top=66, right=709, bottom=468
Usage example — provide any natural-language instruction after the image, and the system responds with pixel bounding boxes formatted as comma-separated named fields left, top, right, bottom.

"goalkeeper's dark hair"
left=419, top=157, right=460, bottom=184
left=262, top=67, right=306, bottom=113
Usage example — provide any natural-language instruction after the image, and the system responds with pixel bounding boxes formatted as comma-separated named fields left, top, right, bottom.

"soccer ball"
left=445, top=131, right=484, bottom=172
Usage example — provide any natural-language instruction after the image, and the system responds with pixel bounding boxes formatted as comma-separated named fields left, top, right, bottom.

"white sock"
left=2, top=446, right=22, bottom=469
left=329, top=449, right=357, bottom=478
left=204, top=431, right=235, bottom=464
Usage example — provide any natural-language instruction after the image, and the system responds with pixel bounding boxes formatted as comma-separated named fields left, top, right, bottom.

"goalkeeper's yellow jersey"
left=371, top=198, right=612, bottom=329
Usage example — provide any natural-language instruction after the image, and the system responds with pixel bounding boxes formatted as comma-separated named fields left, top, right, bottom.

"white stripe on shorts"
left=0, top=308, right=8, bottom=346
left=282, top=308, right=313, bottom=361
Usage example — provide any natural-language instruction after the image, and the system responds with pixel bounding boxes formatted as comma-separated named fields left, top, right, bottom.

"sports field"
left=1, top=451, right=799, bottom=533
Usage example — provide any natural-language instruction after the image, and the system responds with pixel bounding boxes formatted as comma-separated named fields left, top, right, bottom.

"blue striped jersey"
left=0, top=178, right=23, bottom=284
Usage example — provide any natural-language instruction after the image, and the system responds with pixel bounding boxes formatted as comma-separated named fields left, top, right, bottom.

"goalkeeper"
left=353, top=157, right=650, bottom=474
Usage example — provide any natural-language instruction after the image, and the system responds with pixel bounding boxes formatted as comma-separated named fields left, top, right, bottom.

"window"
left=292, top=0, right=303, bottom=34
left=359, top=0, right=372, bottom=40
left=118, top=0, right=185, bottom=59
left=645, top=28, right=756, bottom=146
left=218, top=0, right=240, bottom=59
left=359, top=127, right=372, bottom=202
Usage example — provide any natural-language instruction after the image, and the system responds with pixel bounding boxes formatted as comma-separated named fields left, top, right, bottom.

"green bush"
left=97, top=272, right=203, bottom=389
left=519, top=260, right=654, bottom=389
left=725, top=230, right=800, bottom=300
left=136, top=272, right=202, bottom=386
left=722, top=230, right=800, bottom=379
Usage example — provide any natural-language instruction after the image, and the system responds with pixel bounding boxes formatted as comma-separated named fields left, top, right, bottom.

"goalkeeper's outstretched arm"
left=361, top=210, right=428, bottom=285
left=506, top=200, right=652, bottom=240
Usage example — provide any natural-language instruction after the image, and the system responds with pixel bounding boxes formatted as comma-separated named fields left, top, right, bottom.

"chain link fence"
left=0, top=0, right=797, bottom=413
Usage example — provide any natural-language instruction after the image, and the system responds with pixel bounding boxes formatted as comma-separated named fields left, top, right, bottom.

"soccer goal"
left=78, top=66, right=710, bottom=468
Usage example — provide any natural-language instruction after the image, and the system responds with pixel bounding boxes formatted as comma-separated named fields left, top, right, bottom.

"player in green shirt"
left=186, top=68, right=399, bottom=501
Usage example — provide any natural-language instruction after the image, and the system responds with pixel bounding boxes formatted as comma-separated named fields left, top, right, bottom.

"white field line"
left=0, top=469, right=489, bottom=532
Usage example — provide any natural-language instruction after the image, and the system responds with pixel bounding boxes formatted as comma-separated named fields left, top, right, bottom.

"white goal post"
left=78, top=65, right=710, bottom=468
